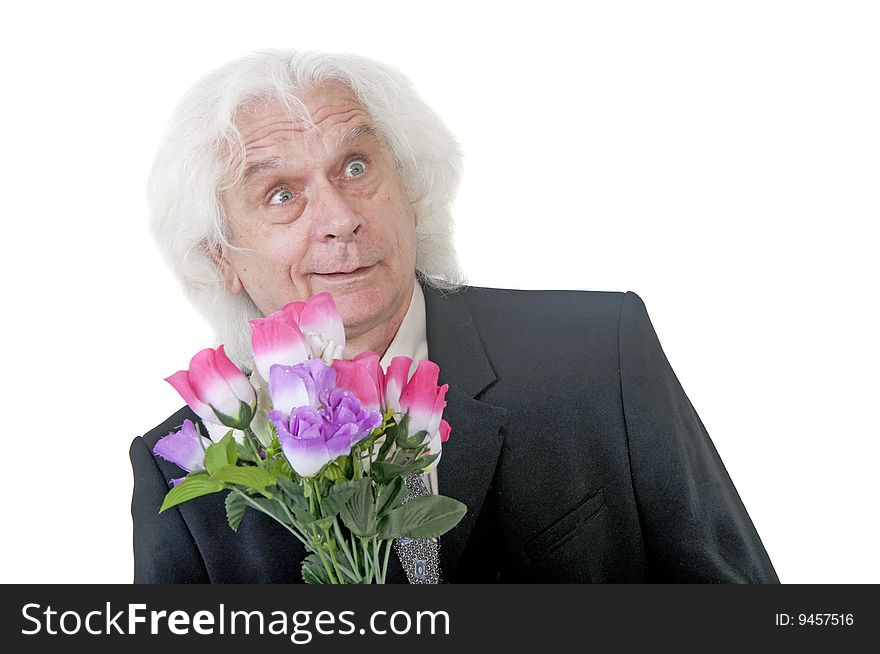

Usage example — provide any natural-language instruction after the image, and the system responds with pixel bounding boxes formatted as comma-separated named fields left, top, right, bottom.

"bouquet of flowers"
left=152, top=292, right=465, bottom=584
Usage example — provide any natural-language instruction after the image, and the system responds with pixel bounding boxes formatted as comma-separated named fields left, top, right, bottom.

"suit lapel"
left=420, top=281, right=509, bottom=581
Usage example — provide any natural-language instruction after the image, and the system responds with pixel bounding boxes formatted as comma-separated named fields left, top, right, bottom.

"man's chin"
left=306, top=272, right=413, bottom=341
left=328, top=287, right=392, bottom=333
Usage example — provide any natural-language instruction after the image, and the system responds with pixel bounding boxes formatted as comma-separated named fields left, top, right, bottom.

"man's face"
left=218, top=83, right=417, bottom=340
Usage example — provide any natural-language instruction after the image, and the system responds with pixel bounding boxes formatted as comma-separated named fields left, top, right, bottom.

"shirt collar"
left=379, top=279, right=429, bottom=370
left=378, top=279, right=436, bottom=494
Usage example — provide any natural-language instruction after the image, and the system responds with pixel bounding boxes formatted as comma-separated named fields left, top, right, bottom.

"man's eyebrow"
left=335, top=123, right=382, bottom=149
left=241, top=156, right=284, bottom=184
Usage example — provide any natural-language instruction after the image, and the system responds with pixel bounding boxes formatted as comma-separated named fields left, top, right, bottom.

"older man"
left=131, top=50, right=779, bottom=583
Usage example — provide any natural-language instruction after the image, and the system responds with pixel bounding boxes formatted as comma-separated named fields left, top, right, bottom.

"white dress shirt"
left=379, top=280, right=438, bottom=495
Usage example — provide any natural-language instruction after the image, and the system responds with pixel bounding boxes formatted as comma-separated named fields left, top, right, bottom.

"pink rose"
left=166, top=345, right=256, bottom=429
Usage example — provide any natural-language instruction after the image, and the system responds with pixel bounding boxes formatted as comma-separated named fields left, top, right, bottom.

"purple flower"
left=268, top=358, right=338, bottom=415
left=153, top=419, right=211, bottom=485
left=269, top=405, right=353, bottom=478
left=321, top=388, right=382, bottom=448
left=267, top=362, right=382, bottom=478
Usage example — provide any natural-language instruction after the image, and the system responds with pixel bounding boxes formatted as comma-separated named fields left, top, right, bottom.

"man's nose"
left=310, top=182, right=364, bottom=243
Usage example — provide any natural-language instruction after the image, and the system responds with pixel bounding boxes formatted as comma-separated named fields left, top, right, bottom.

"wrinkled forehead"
left=219, top=81, right=376, bottom=182
left=238, top=81, right=362, bottom=131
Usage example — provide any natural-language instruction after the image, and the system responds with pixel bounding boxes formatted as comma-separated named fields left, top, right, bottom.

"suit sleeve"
left=130, top=435, right=211, bottom=583
left=618, top=291, right=779, bottom=583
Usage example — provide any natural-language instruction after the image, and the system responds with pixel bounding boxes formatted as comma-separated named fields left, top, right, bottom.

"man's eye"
left=269, top=189, right=295, bottom=205
left=345, top=159, right=367, bottom=178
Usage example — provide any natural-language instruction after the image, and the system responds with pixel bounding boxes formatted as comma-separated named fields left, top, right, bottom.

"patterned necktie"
left=393, top=474, right=441, bottom=584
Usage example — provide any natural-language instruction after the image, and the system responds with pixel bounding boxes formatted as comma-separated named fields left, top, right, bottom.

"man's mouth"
left=314, top=264, right=376, bottom=280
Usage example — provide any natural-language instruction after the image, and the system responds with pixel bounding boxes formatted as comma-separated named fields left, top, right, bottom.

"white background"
left=1, top=0, right=876, bottom=584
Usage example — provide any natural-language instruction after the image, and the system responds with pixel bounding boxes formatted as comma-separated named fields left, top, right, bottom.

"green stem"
left=332, top=518, right=359, bottom=580
left=274, top=496, right=310, bottom=545
left=243, top=426, right=264, bottom=463
left=351, top=531, right=360, bottom=572
left=232, top=490, right=308, bottom=547
left=372, top=538, right=381, bottom=582
left=352, top=447, right=363, bottom=480
left=303, top=479, right=339, bottom=584
left=307, top=480, right=317, bottom=515
left=314, top=479, right=324, bottom=510
left=380, top=539, right=392, bottom=584
left=314, top=545, right=339, bottom=584
left=361, top=538, right=372, bottom=583
left=329, top=550, right=359, bottom=583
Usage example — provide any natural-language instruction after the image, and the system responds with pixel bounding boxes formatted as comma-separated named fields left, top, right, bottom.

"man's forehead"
left=223, top=90, right=384, bottom=185
left=235, top=84, right=370, bottom=142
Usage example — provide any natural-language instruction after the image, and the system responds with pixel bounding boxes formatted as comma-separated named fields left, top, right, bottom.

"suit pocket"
left=523, top=487, right=606, bottom=563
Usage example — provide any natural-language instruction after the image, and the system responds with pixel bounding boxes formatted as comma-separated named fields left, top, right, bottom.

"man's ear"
left=208, top=241, right=244, bottom=295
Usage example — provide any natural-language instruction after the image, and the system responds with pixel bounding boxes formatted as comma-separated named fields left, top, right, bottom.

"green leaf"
left=247, top=497, right=292, bottom=526
left=267, top=454, right=295, bottom=480
left=235, top=442, right=259, bottom=464
left=225, top=491, right=248, bottom=532
left=322, top=463, right=343, bottom=482
left=211, top=465, right=276, bottom=492
left=394, top=414, right=411, bottom=449
left=212, top=400, right=254, bottom=431
left=320, top=481, right=361, bottom=520
left=356, top=430, right=380, bottom=451
left=391, top=415, right=428, bottom=449
left=314, top=476, right=331, bottom=497
left=338, top=478, right=376, bottom=537
left=159, top=476, right=224, bottom=512
left=400, top=429, right=429, bottom=449
left=276, top=476, right=302, bottom=496
left=376, top=476, right=407, bottom=519
left=375, top=425, right=397, bottom=461
left=314, top=516, right=335, bottom=532
left=291, top=506, right=317, bottom=527
left=276, top=477, right=309, bottom=510
left=224, top=433, right=237, bottom=459
left=302, top=554, right=331, bottom=584
left=378, top=495, right=466, bottom=540
left=336, top=455, right=353, bottom=478
left=369, top=461, right=407, bottom=485
left=204, top=433, right=236, bottom=475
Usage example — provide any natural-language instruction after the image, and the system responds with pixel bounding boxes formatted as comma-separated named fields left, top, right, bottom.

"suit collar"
left=421, top=280, right=498, bottom=398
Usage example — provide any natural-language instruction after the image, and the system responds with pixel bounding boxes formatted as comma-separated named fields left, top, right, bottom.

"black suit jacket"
left=130, top=282, right=779, bottom=583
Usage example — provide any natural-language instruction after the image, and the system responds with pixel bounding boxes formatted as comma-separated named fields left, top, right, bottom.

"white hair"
left=147, top=49, right=465, bottom=366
